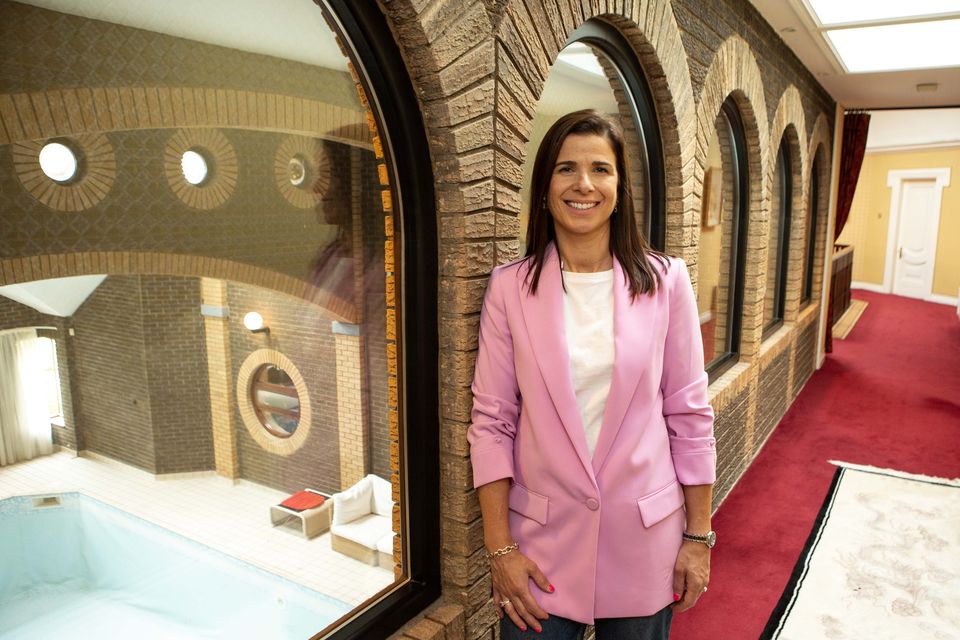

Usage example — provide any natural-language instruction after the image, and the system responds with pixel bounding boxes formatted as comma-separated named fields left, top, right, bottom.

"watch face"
left=706, top=531, right=717, bottom=547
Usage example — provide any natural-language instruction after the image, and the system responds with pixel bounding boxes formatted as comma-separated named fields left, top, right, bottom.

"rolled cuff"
left=470, top=437, right=515, bottom=488
left=670, top=437, right=717, bottom=485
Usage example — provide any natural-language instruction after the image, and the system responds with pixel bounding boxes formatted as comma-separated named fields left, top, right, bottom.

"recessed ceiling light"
left=826, top=19, right=960, bottom=72
left=181, top=150, right=209, bottom=185
left=39, top=142, right=78, bottom=182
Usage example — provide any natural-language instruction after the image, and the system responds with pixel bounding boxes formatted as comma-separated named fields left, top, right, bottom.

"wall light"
left=39, top=142, right=78, bottom=182
left=181, top=149, right=209, bottom=185
left=243, top=311, right=270, bottom=334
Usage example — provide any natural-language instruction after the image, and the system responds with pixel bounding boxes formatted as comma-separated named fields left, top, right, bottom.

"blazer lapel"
left=591, top=259, right=657, bottom=475
left=517, top=245, right=596, bottom=483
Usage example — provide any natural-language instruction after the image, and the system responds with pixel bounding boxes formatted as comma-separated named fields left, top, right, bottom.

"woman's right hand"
left=490, top=551, right=553, bottom=632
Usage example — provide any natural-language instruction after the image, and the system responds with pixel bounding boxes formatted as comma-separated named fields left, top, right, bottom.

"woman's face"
left=547, top=132, right=619, bottom=247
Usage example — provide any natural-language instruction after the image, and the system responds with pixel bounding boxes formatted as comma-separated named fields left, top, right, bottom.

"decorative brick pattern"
left=12, top=134, right=116, bottom=212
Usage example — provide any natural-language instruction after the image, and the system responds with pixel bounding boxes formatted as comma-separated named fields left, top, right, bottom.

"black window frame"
left=705, top=97, right=749, bottom=382
left=317, top=2, right=439, bottom=639
left=801, top=156, right=820, bottom=305
left=566, top=19, right=666, bottom=250
left=762, top=136, right=792, bottom=339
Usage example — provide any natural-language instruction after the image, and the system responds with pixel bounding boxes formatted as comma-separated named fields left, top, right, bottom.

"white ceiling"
left=0, top=275, right=107, bottom=317
left=748, top=0, right=960, bottom=109
left=17, top=0, right=348, bottom=70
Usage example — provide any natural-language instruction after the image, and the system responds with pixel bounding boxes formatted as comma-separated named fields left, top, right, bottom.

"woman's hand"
left=672, top=540, right=710, bottom=612
left=490, top=551, right=553, bottom=632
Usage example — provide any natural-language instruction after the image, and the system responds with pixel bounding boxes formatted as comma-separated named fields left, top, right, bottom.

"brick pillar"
left=334, top=322, right=367, bottom=489
left=201, top=278, right=238, bottom=479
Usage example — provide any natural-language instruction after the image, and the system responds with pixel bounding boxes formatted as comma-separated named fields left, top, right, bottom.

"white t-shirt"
left=562, top=269, right=615, bottom=457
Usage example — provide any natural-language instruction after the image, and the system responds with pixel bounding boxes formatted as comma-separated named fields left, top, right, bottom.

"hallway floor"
left=672, top=291, right=960, bottom=639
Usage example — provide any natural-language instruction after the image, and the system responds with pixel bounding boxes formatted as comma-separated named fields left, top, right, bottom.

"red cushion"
left=280, top=490, right=325, bottom=511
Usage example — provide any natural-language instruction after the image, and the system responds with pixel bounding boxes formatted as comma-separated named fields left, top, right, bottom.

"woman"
left=468, top=110, right=716, bottom=638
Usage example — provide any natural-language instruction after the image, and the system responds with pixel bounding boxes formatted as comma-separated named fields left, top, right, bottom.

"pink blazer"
left=469, top=244, right=716, bottom=623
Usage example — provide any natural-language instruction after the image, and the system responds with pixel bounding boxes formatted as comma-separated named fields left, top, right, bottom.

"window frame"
left=801, top=157, right=820, bottom=305
left=705, top=97, right=749, bottom=382
left=762, top=136, right=792, bottom=339
left=319, top=2, right=439, bottom=639
left=565, top=19, right=666, bottom=250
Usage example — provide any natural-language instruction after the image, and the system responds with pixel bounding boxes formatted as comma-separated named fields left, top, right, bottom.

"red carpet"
left=671, top=291, right=960, bottom=639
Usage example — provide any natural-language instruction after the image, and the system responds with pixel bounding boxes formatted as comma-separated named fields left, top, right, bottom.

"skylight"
left=826, top=19, right=960, bottom=72
left=807, top=0, right=960, bottom=26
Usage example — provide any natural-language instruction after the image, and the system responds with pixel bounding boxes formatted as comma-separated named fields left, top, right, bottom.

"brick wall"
left=72, top=276, right=156, bottom=471
left=377, top=0, right=835, bottom=637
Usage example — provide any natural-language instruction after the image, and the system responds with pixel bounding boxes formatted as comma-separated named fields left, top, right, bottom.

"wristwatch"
left=682, top=530, right=716, bottom=548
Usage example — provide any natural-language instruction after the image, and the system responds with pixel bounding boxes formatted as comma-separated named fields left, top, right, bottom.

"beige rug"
left=833, top=299, right=868, bottom=340
left=761, top=463, right=960, bottom=640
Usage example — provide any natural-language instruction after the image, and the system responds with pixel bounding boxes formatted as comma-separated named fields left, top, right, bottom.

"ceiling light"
left=826, top=19, right=960, bottom=72
left=808, top=0, right=960, bottom=26
left=181, top=150, right=209, bottom=185
left=39, top=142, right=78, bottom=182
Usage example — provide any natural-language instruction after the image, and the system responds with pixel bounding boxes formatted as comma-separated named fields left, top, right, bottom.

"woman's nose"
left=574, top=171, right=594, bottom=191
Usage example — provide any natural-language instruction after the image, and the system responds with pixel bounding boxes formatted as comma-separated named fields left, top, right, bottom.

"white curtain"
left=0, top=329, right=54, bottom=466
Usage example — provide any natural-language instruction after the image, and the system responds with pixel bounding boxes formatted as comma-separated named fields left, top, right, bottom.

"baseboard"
left=927, top=293, right=959, bottom=308
left=851, top=281, right=886, bottom=293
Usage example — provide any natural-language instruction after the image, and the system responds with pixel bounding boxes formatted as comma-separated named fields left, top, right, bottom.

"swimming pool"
left=0, top=493, right=350, bottom=639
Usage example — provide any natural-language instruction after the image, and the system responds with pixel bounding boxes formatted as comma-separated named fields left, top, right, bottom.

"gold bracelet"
left=485, top=542, right=519, bottom=560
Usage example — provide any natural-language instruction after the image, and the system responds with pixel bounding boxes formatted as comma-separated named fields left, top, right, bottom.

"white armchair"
left=330, top=474, right=394, bottom=567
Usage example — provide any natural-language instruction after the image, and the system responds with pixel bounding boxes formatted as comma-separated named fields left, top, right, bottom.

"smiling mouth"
left=565, top=201, right=600, bottom=210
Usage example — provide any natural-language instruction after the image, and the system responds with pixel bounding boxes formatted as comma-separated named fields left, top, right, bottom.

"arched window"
left=763, top=136, right=793, bottom=336
left=697, top=97, right=749, bottom=379
left=802, top=155, right=822, bottom=305
left=522, top=19, right=665, bottom=249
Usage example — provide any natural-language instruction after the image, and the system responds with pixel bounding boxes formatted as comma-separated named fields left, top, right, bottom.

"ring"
left=500, top=599, right=511, bottom=607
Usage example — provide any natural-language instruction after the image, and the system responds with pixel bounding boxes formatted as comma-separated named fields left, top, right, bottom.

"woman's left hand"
left=672, top=540, right=711, bottom=612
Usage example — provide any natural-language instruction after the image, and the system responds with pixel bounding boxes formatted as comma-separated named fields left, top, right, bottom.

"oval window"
left=251, top=364, right=301, bottom=438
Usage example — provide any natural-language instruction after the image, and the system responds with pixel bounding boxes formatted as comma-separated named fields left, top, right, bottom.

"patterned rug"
left=761, top=463, right=960, bottom=640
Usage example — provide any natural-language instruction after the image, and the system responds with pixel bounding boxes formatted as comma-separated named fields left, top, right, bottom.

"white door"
left=890, top=178, right=941, bottom=299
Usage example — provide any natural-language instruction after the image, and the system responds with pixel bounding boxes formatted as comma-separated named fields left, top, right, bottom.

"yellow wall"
left=838, top=146, right=960, bottom=297
left=697, top=135, right=724, bottom=315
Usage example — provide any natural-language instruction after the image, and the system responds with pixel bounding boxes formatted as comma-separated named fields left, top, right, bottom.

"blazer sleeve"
left=660, top=259, right=717, bottom=485
left=468, top=266, right=521, bottom=488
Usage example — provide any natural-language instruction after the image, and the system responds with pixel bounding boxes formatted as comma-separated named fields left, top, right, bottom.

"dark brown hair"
left=523, top=109, right=667, bottom=298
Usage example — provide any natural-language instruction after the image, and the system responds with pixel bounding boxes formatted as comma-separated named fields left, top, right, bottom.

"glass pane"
left=697, top=109, right=739, bottom=367
left=763, top=140, right=789, bottom=330
left=0, top=1, right=400, bottom=637
left=521, top=41, right=650, bottom=246
left=803, top=162, right=821, bottom=303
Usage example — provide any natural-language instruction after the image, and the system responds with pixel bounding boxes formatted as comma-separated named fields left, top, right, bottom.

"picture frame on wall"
left=702, top=167, right=722, bottom=227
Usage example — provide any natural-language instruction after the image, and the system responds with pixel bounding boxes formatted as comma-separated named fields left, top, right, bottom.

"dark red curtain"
left=826, top=111, right=870, bottom=353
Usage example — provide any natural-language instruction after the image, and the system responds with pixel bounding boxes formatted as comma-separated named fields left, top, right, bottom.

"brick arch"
left=804, top=112, right=833, bottom=310
left=806, top=113, right=832, bottom=184
left=0, top=251, right=356, bottom=323
left=0, top=87, right=371, bottom=148
left=694, top=36, right=769, bottom=359
left=767, top=87, right=808, bottom=323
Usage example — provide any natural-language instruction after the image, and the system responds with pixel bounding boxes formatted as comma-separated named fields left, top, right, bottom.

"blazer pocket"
left=509, top=482, right=549, bottom=525
left=636, top=480, right=685, bottom=528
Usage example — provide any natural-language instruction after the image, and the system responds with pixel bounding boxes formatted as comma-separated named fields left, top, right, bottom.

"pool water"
left=0, top=493, right=350, bottom=639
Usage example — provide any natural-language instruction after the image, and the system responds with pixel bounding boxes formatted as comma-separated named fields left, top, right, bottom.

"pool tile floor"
left=0, top=451, right=394, bottom=607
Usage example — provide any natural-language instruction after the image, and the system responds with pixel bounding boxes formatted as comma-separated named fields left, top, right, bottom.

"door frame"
left=882, top=168, right=951, bottom=298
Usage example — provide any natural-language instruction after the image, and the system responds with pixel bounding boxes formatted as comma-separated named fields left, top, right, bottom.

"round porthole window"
left=251, top=364, right=301, bottom=438
left=39, top=142, right=78, bottom=183
left=181, top=149, right=209, bottom=185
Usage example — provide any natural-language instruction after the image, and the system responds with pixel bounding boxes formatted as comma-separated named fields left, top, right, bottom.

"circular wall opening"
left=250, top=364, right=301, bottom=438
left=288, top=155, right=307, bottom=187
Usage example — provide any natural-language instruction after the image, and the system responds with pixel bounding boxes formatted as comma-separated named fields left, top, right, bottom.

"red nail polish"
left=548, top=584, right=555, bottom=593
left=520, top=626, right=527, bottom=632
left=535, top=627, right=542, bottom=633
left=673, top=593, right=681, bottom=602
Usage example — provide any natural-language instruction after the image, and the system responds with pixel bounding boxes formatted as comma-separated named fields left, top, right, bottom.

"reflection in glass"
left=0, top=1, right=399, bottom=637
left=697, top=101, right=746, bottom=372
left=252, top=364, right=300, bottom=437
left=802, top=158, right=820, bottom=304
left=763, top=137, right=792, bottom=334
